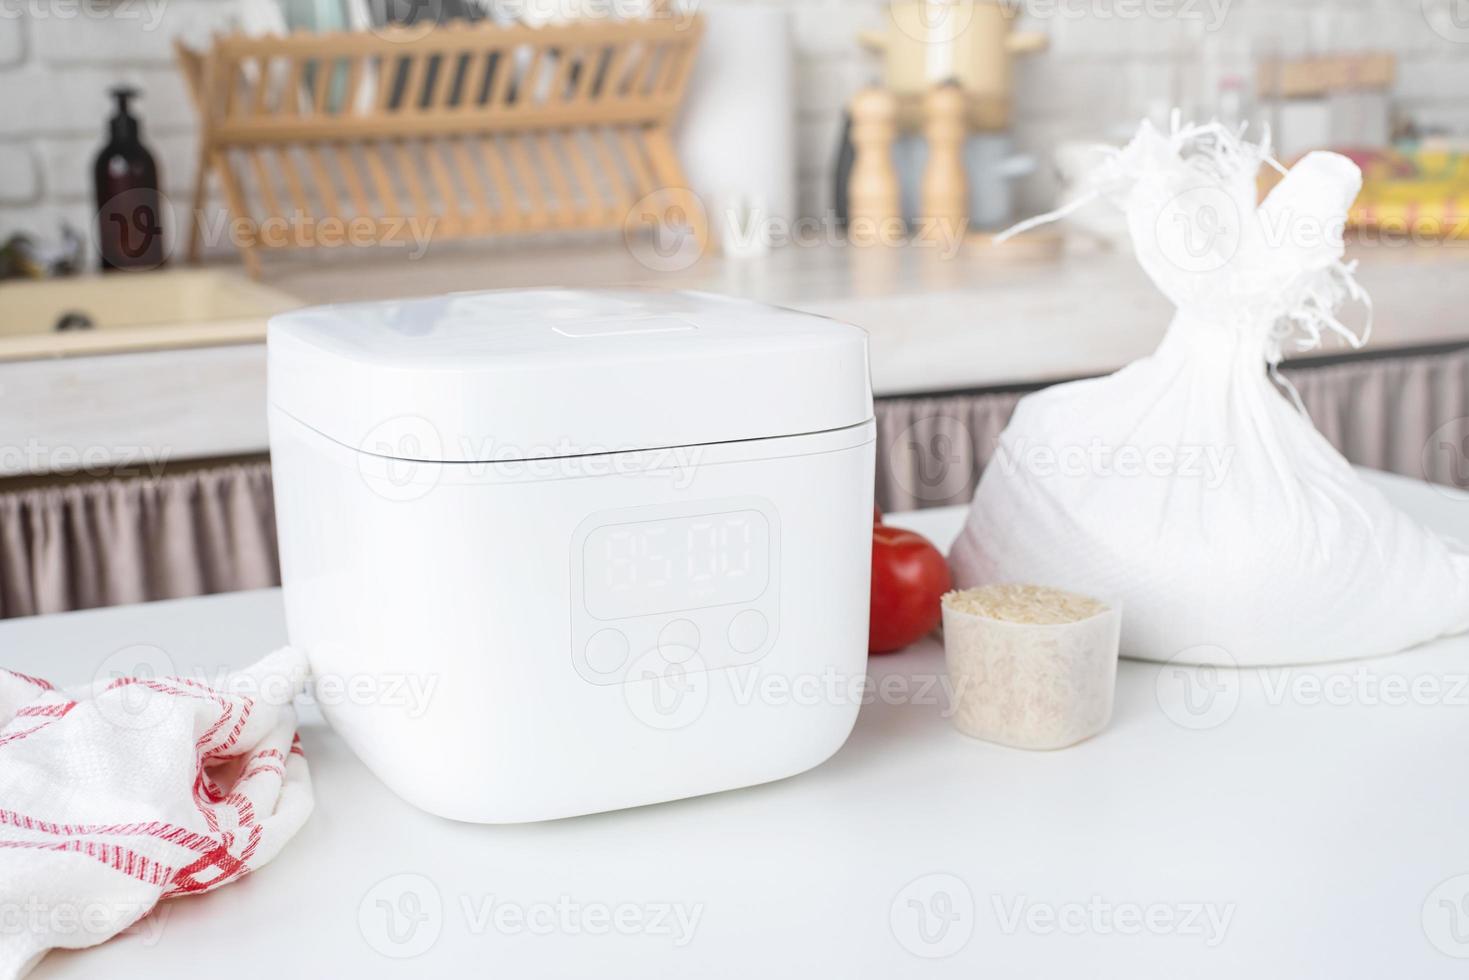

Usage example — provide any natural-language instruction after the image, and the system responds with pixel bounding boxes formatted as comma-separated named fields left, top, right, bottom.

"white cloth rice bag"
left=949, top=119, right=1469, bottom=665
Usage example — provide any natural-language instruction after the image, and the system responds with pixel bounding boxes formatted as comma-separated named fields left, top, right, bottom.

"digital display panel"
left=582, top=509, right=771, bottom=620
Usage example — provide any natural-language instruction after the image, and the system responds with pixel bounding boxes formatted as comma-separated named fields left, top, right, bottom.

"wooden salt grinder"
left=848, top=87, right=900, bottom=239
left=920, top=82, right=968, bottom=237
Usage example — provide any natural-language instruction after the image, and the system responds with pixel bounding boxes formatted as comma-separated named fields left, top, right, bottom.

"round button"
left=658, top=619, right=700, bottom=663
left=584, top=629, right=629, bottom=674
left=728, top=609, right=769, bottom=655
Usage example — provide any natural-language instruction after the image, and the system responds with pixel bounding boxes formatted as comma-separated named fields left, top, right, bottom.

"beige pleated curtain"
left=0, top=462, right=278, bottom=619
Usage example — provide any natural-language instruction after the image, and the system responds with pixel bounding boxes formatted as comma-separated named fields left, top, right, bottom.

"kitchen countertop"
left=5, top=469, right=1468, bottom=979
left=270, top=235, right=1469, bottom=395
left=5, top=237, right=1469, bottom=477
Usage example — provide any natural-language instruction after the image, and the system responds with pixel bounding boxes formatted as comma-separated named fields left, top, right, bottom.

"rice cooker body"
left=268, top=289, right=876, bottom=822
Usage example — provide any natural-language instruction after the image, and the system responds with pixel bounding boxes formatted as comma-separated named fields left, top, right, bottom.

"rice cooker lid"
left=267, top=287, right=873, bottom=463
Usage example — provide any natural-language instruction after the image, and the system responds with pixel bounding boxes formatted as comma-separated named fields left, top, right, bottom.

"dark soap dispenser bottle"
left=94, top=86, right=165, bottom=272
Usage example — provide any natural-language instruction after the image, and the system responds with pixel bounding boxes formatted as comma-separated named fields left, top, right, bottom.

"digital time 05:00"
left=583, top=509, right=771, bottom=620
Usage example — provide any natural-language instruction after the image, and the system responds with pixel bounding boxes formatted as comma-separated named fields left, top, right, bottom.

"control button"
left=658, top=619, right=700, bottom=663
left=551, top=316, right=696, bottom=338
left=584, top=629, right=629, bottom=674
left=728, top=609, right=769, bottom=655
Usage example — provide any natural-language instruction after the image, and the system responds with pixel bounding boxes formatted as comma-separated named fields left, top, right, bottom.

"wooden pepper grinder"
left=920, top=82, right=968, bottom=239
left=847, top=87, right=899, bottom=244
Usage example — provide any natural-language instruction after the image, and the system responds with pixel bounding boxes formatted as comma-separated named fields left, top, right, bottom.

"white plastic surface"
left=269, top=405, right=876, bottom=823
left=267, top=288, right=873, bottom=462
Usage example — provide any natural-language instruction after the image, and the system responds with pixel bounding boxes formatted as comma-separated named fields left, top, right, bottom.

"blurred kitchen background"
left=2, top=0, right=1468, bottom=241
left=2, top=0, right=1469, bottom=619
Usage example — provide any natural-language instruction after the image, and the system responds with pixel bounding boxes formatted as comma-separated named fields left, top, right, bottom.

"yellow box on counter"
left=1260, top=147, right=1469, bottom=241
left=1350, top=148, right=1469, bottom=240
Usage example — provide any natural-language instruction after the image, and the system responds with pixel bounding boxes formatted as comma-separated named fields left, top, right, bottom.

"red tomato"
left=869, top=523, right=951, bottom=654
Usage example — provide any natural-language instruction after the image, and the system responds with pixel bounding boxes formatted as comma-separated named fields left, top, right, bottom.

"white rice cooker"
left=268, top=288, right=876, bottom=823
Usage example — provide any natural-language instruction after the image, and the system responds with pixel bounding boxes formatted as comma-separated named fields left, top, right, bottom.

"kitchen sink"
left=0, top=268, right=300, bottom=361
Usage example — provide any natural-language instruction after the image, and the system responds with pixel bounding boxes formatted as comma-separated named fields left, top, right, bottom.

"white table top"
left=5, top=469, right=1469, bottom=978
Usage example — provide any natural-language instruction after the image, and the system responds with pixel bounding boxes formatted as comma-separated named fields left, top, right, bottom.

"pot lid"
left=268, top=287, right=873, bottom=463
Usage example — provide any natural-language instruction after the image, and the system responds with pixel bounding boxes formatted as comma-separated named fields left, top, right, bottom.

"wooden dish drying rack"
left=175, top=18, right=705, bottom=277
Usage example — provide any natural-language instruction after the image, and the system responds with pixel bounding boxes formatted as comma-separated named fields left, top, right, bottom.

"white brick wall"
left=0, top=143, right=39, bottom=204
left=3, top=0, right=1469, bottom=261
left=0, top=16, right=25, bottom=66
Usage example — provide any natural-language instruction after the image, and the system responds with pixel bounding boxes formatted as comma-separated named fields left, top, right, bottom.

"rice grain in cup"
left=941, top=584, right=1121, bottom=750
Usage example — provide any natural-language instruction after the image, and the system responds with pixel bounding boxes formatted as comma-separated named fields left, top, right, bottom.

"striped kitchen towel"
left=0, top=648, right=314, bottom=978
